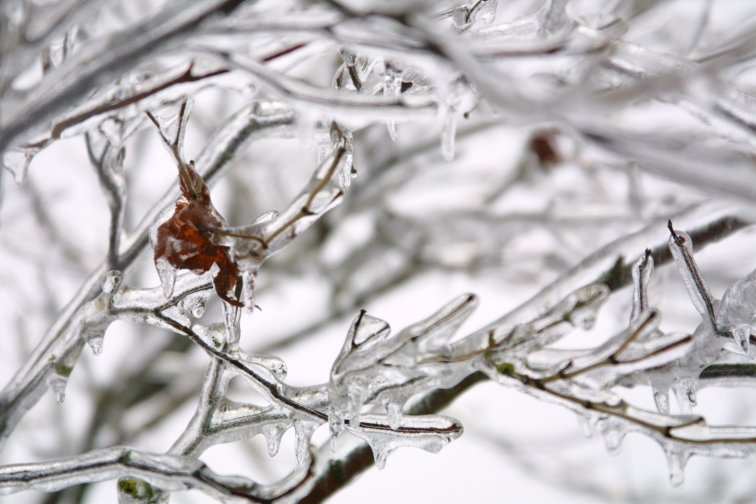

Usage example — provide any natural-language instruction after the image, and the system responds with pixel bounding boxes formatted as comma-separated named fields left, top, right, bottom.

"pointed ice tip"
left=87, top=335, right=104, bottom=356
left=262, top=425, right=285, bottom=457
left=48, top=375, right=68, bottom=404
left=372, top=447, right=388, bottom=469
left=730, top=325, right=751, bottom=355
left=653, top=387, right=670, bottom=415
left=386, top=402, right=402, bottom=430
left=667, top=453, right=687, bottom=487
left=3, top=149, right=36, bottom=184
left=102, top=270, right=122, bottom=294
left=670, top=470, right=685, bottom=487
left=441, top=145, right=455, bottom=162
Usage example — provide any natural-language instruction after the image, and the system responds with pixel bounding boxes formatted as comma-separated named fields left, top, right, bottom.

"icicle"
left=313, top=122, right=353, bottom=192
left=728, top=324, right=750, bottom=355
left=342, top=164, right=357, bottom=192
left=383, top=64, right=403, bottom=141
left=262, top=424, right=286, bottom=457
left=440, top=102, right=458, bottom=161
left=3, top=148, right=38, bottom=184
left=293, top=420, right=317, bottom=466
left=369, top=438, right=390, bottom=469
left=386, top=402, right=402, bottom=430
left=575, top=412, right=594, bottom=438
left=597, top=419, right=625, bottom=456
left=82, top=327, right=105, bottom=357
left=328, top=380, right=368, bottom=439
left=47, top=365, right=71, bottom=404
left=103, top=270, right=122, bottom=294
left=328, top=122, right=354, bottom=191
left=86, top=334, right=104, bottom=356
left=329, top=408, right=346, bottom=438
left=346, top=381, right=368, bottom=423
left=664, top=445, right=690, bottom=487
left=155, top=257, right=176, bottom=298
left=673, top=379, right=697, bottom=414
left=49, top=376, right=67, bottom=404
left=652, top=385, right=670, bottom=415
left=68, top=270, right=120, bottom=357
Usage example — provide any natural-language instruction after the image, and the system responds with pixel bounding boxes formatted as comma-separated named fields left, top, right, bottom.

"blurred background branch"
left=3, top=1, right=756, bottom=503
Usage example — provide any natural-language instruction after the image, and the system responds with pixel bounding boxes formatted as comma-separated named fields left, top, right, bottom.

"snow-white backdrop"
left=3, top=0, right=756, bottom=502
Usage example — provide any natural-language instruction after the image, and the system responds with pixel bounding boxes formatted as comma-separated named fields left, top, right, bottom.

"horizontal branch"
left=700, top=364, right=756, bottom=380
left=0, top=0, right=248, bottom=153
left=0, top=446, right=313, bottom=503
left=299, top=373, right=487, bottom=504
left=200, top=49, right=438, bottom=121
left=296, top=206, right=751, bottom=501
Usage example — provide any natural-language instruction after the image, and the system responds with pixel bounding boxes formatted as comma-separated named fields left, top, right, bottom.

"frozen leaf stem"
left=0, top=100, right=296, bottom=451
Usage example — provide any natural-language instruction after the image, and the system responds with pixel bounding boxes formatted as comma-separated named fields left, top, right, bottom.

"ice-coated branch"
left=444, top=204, right=749, bottom=358
left=0, top=0, right=251, bottom=154
left=85, top=131, right=127, bottom=270
left=50, top=63, right=229, bottom=144
left=298, top=373, right=486, bottom=504
left=0, top=107, right=349, bottom=454
left=293, top=208, right=752, bottom=497
left=0, top=446, right=315, bottom=502
left=630, top=249, right=654, bottom=323
left=0, top=100, right=296, bottom=448
left=667, top=220, right=717, bottom=327
left=201, top=49, right=438, bottom=122
left=486, top=361, right=756, bottom=486
left=0, top=0, right=107, bottom=94
left=7, top=1, right=756, bottom=502
left=151, top=310, right=464, bottom=458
